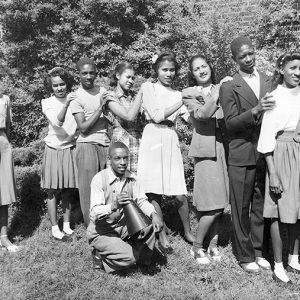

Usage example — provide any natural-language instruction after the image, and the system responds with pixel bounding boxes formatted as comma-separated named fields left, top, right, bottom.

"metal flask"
left=123, top=200, right=152, bottom=236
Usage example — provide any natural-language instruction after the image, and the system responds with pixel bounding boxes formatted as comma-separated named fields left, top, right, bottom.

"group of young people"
left=1, top=35, right=300, bottom=284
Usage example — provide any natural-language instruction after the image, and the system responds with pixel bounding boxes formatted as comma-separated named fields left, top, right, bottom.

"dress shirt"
left=89, top=167, right=155, bottom=222
left=239, top=68, right=260, bottom=99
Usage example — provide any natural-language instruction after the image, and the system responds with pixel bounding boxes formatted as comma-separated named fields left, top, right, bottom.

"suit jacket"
left=182, top=86, right=225, bottom=158
left=219, top=70, right=272, bottom=166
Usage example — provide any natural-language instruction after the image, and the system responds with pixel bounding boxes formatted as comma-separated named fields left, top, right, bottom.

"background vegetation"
left=0, top=0, right=299, bottom=298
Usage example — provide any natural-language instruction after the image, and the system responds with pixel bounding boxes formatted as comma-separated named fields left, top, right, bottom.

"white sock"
left=63, top=222, right=74, bottom=235
left=52, top=225, right=64, bottom=239
left=274, top=262, right=290, bottom=283
left=288, top=254, right=300, bottom=269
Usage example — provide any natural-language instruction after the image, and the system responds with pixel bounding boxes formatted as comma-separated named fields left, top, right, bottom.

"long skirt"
left=263, top=131, right=300, bottom=224
left=0, top=131, right=16, bottom=206
left=137, top=123, right=187, bottom=196
left=41, top=144, right=78, bottom=190
left=192, top=141, right=229, bottom=211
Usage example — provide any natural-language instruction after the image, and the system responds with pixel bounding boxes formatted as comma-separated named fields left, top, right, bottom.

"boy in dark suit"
left=220, top=36, right=275, bottom=273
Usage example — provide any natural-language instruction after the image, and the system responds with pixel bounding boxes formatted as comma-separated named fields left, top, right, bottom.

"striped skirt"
left=0, top=131, right=17, bottom=206
left=263, top=131, right=300, bottom=223
left=41, top=144, right=78, bottom=190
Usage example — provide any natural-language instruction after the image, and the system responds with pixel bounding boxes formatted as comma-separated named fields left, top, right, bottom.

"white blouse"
left=142, top=81, right=188, bottom=123
left=42, top=96, right=78, bottom=149
left=257, top=85, right=300, bottom=154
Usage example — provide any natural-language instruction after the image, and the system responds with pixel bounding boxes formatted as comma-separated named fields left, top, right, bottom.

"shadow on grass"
left=9, top=167, right=46, bottom=239
left=162, top=196, right=233, bottom=248
left=9, top=165, right=83, bottom=239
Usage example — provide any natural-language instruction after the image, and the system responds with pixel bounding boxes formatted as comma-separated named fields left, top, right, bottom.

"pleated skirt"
left=41, top=144, right=78, bottom=190
left=263, top=131, right=300, bottom=223
left=0, top=131, right=17, bottom=206
left=137, top=123, right=187, bottom=196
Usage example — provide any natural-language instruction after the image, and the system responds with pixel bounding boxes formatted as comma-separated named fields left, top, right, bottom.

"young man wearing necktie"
left=219, top=36, right=275, bottom=273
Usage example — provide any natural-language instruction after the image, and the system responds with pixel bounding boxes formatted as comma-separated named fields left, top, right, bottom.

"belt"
left=148, top=120, right=174, bottom=127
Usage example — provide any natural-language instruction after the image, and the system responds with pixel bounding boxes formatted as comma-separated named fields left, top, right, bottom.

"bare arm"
left=106, top=91, right=142, bottom=122
left=57, top=93, right=76, bottom=123
left=163, top=100, right=183, bottom=119
left=265, top=153, right=283, bottom=195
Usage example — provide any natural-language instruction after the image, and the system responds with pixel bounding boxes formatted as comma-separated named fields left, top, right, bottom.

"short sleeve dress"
left=0, top=95, right=17, bottom=206
left=104, top=89, right=145, bottom=173
left=258, top=85, right=300, bottom=224
left=137, top=81, right=188, bottom=196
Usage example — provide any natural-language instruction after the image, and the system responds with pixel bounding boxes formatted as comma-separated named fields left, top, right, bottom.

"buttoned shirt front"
left=89, top=167, right=155, bottom=222
left=239, top=68, right=260, bottom=99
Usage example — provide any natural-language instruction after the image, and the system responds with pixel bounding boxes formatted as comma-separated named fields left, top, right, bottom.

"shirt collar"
left=239, top=68, right=259, bottom=78
left=107, top=167, right=135, bottom=184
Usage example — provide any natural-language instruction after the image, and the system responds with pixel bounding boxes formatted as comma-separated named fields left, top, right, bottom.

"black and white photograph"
left=1, top=0, right=300, bottom=299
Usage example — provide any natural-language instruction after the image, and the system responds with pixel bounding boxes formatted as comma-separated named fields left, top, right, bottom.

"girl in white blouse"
left=137, top=52, right=194, bottom=253
left=258, top=52, right=300, bottom=284
left=41, top=67, right=78, bottom=241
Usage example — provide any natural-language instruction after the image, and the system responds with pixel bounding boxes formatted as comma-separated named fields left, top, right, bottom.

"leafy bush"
left=0, top=0, right=298, bottom=146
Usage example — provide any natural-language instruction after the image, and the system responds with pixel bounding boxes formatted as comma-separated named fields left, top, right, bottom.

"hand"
left=116, top=191, right=132, bottom=207
left=151, top=212, right=163, bottom=233
left=269, top=173, right=283, bottom=195
left=252, top=93, right=275, bottom=116
left=66, top=92, right=77, bottom=105
left=219, top=76, right=233, bottom=85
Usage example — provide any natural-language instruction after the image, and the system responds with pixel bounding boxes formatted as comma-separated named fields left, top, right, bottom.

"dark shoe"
left=286, top=265, right=300, bottom=274
left=272, top=272, right=293, bottom=285
left=92, top=249, right=104, bottom=270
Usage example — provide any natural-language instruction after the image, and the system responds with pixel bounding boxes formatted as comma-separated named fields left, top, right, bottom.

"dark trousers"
left=228, top=162, right=265, bottom=263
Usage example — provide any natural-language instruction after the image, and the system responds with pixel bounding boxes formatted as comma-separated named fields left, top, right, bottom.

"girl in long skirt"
left=137, top=52, right=194, bottom=252
left=258, top=52, right=300, bottom=284
left=41, top=67, right=78, bottom=241
left=182, top=55, right=229, bottom=264
left=0, top=91, right=19, bottom=252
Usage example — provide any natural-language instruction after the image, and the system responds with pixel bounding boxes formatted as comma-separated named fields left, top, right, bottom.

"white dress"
left=137, top=81, right=188, bottom=196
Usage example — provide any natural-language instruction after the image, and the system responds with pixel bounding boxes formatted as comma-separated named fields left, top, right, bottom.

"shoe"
left=208, top=247, right=221, bottom=262
left=157, top=241, right=174, bottom=256
left=190, top=248, right=211, bottom=265
left=286, top=264, right=300, bottom=274
left=92, top=249, right=104, bottom=270
left=240, top=262, right=260, bottom=273
left=256, top=257, right=271, bottom=270
left=52, top=235, right=71, bottom=242
left=272, top=272, right=292, bottom=285
left=0, top=235, right=20, bottom=253
left=184, top=233, right=195, bottom=245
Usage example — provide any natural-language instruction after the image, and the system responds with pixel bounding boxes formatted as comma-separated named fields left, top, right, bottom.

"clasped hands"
left=252, top=92, right=276, bottom=117
left=115, top=192, right=163, bottom=233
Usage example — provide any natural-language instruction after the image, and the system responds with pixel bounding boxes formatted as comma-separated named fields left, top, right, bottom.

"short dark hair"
left=272, top=51, right=300, bottom=88
left=152, top=52, right=180, bottom=77
left=109, top=141, right=129, bottom=157
left=230, top=36, right=253, bottom=58
left=76, top=57, right=96, bottom=71
left=44, top=67, right=74, bottom=94
left=109, top=62, right=134, bottom=87
left=188, top=54, right=216, bottom=86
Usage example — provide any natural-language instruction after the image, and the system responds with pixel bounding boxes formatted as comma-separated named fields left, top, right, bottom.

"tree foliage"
left=0, top=0, right=298, bottom=146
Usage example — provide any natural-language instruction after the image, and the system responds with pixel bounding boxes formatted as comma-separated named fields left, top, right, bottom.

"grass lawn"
left=1, top=205, right=300, bottom=300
